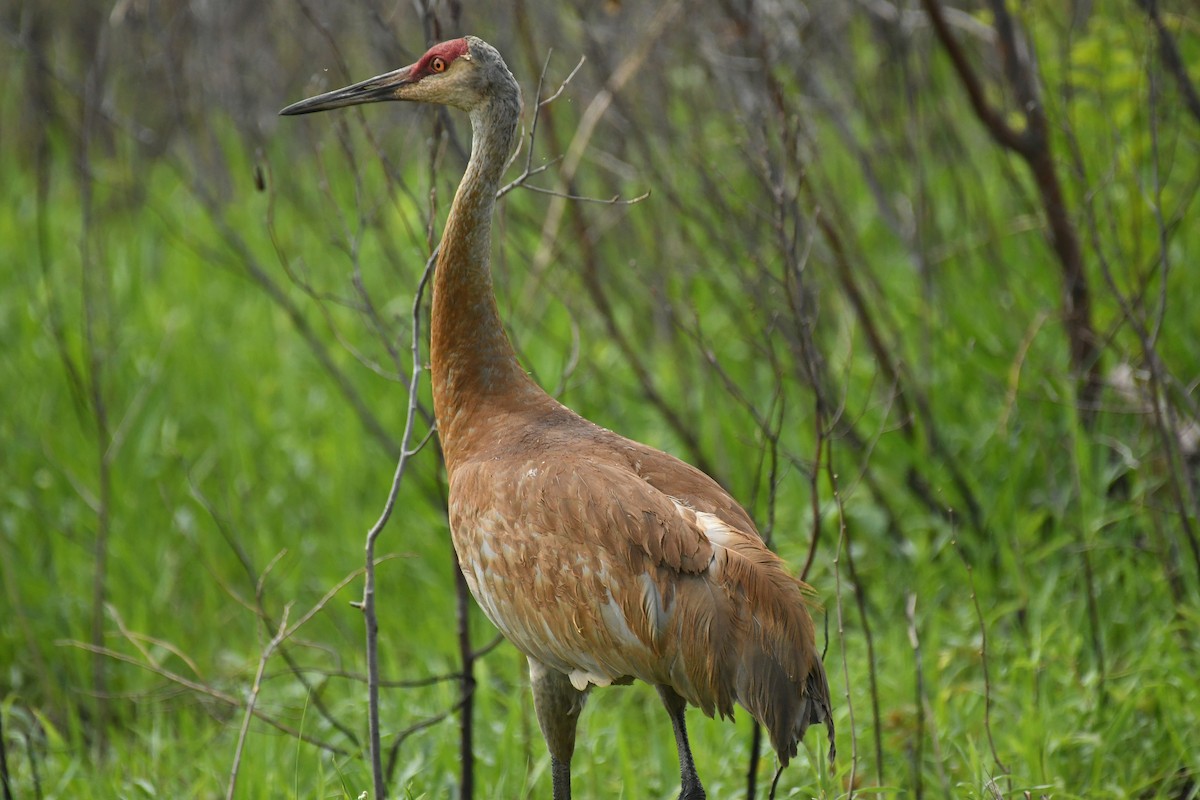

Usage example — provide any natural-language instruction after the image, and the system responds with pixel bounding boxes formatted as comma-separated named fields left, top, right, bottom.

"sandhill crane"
left=282, top=36, right=835, bottom=800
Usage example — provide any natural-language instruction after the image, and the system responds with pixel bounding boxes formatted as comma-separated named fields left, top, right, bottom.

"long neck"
left=431, top=91, right=542, bottom=469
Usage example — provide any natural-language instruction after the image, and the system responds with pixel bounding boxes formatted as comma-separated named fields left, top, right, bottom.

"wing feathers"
left=449, top=449, right=833, bottom=764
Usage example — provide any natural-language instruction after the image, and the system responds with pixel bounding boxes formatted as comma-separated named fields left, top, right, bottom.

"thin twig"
left=905, top=593, right=925, bottom=800
left=263, top=634, right=504, bottom=689
left=227, top=604, right=293, bottom=800
left=512, top=185, right=651, bottom=205
left=170, top=160, right=403, bottom=459
left=0, top=706, right=12, bottom=800
left=190, top=480, right=364, bottom=746
left=768, top=762, right=784, bottom=800
left=950, top=533, right=1009, bottom=781
left=842, top=519, right=883, bottom=787
left=496, top=52, right=586, bottom=200
left=1059, top=49, right=1200, bottom=584
left=801, top=412, right=826, bottom=583
left=385, top=697, right=469, bottom=785
left=60, top=640, right=351, bottom=757
left=494, top=53, right=592, bottom=201
left=829, top=440, right=857, bottom=797
left=528, top=0, right=682, bottom=278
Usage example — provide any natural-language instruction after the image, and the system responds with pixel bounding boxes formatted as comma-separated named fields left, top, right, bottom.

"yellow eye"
left=430, top=56, right=447, bottom=73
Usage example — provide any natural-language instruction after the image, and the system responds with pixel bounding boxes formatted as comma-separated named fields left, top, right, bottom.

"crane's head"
left=280, top=36, right=517, bottom=117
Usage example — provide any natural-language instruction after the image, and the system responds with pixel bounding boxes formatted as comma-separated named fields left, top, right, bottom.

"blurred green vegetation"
left=2, top=1, right=1198, bottom=798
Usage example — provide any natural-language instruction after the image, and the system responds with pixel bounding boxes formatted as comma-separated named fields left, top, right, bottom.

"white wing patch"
left=671, top=499, right=734, bottom=571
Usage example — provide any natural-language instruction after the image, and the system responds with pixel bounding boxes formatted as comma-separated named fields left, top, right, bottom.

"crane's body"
left=282, top=36, right=834, bottom=799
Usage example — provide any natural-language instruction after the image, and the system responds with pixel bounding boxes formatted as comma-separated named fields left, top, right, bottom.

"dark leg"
left=551, top=757, right=571, bottom=800
left=529, top=659, right=588, bottom=800
left=657, top=685, right=706, bottom=800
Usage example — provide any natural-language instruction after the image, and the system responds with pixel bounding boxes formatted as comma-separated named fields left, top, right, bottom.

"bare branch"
left=60, top=640, right=351, bottom=757
left=227, top=604, right=293, bottom=800
left=950, top=533, right=1010, bottom=782
left=1134, top=0, right=1200, bottom=125
left=919, top=0, right=1030, bottom=154
left=921, top=0, right=1103, bottom=418
left=513, top=184, right=650, bottom=205
left=496, top=54, right=596, bottom=201
left=0, top=704, right=13, bottom=800
left=361, top=246, right=438, bottom=800
left=829, top=444, right=858, bottom=795
left=529, top=0, right=683, bottom=278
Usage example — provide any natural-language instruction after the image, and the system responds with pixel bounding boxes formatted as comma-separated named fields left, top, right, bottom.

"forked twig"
left=495, top=51, right=644, bottom=208
left=528, top=1, right=681, bottom=277
left=497, top=52, right=585, bottom=199
left=227, top=604, right=293, bottom=800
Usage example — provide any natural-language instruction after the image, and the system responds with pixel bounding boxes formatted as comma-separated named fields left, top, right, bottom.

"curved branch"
left=1135, top=0, right=1200, bottom=125
left=922, top=0, right=1103, bottom=418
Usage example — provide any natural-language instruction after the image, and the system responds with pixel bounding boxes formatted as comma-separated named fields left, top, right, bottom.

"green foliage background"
left=1, top=1, right=1198, bottom=798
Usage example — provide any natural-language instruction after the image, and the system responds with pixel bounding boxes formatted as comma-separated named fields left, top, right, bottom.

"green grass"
left=3, top=5, right=1200, bottom=798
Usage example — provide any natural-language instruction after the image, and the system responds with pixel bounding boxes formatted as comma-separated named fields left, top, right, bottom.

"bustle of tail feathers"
left=735, top=631, right=836, bottom=768
left=668, top=504, right=836, bottom=766
left=721, top=534, right=837, bottom=767
left=798, top=651, right=837, bottom=766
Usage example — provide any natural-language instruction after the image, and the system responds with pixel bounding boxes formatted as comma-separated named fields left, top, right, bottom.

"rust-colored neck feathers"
left=430, top=75, right=544, bottom=472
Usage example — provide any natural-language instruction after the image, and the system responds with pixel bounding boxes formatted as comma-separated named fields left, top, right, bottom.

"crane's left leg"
left=529, top=658, right=588, bottom=800
left=657, top=685, right=706, bottom=800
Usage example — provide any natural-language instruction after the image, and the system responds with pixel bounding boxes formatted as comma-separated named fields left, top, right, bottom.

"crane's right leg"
left=529, top=658, right=588, bottom=800
left=657, top=685, right=706, bottom=800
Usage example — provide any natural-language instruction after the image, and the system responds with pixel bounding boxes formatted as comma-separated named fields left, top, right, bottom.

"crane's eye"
left=430, top=56, right=447, bottom=73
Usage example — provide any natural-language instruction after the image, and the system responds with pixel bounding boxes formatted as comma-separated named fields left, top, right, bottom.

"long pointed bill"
left=279, top=63, right=416, bottom=115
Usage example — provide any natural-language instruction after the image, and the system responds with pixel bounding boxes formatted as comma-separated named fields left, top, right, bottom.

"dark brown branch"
left=922, top=0, right=1104, bottom=417
left=1134, top=0, right=1200, bottom=125
left=0, top=706, right=11, bottom=800
left=173, top=166, right=404, bottom=460
left=385, top=697, right=468, bottom=786
left=813, top=208, right=990, bottom=537
left=76, top=18, right=113, bottom=755
left=919, top=0, right=1030, bottom=153
left=1059, top=70, right=1200, bottom=586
